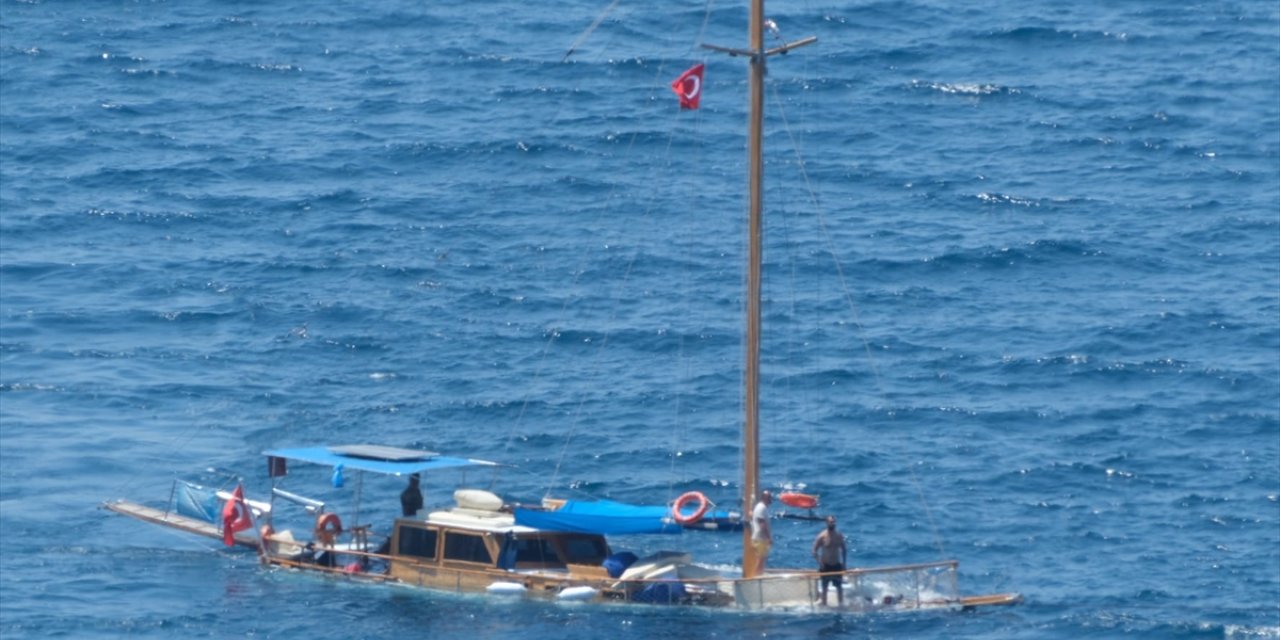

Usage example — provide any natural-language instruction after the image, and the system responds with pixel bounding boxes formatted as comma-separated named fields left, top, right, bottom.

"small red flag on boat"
left=221, top=484, right=252, bottom=547
left=671, top=63, right=705, bottom=110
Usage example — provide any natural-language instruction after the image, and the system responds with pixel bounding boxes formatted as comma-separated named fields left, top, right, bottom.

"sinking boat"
left=105, top=0, right=1020, bottom=613
left=106, top=443, right=1015, bottom=610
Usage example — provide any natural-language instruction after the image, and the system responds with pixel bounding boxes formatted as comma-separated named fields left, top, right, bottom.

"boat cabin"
left=387, top=489, right=614, bottom=592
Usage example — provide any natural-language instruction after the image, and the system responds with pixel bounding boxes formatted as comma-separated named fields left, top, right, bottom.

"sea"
left=1, top=0, right=1277, bottom=638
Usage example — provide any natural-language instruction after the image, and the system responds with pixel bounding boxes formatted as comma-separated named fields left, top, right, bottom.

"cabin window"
left=511, top=537, right=560, bottom=564
left=398, top=526, right=438, bottom=560
left=443, top=532, right=492, bottom=564
left=560, top=535, right=608, bottom=565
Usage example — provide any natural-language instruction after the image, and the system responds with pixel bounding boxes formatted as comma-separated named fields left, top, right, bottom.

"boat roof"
left=263, top=444, right=499, bottom=476
left=421, top=509, right=542, bottom=535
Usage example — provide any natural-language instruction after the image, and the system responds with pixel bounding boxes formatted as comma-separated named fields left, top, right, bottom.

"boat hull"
left=107, top=497, right=1018, bottom=612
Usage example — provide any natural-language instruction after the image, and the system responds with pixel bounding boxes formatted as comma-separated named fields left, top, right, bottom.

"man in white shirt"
left=751, top=490, right=773, bottom=575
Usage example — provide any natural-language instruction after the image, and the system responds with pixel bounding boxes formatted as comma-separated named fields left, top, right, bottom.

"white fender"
left=556, top=585, right=597, bottom=602
left=486, top=581, right=527, bottom=596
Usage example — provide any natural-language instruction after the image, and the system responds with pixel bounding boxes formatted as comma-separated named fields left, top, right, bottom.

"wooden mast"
left=704, top=1, right=815, bottom=581
left=739, top=0, right=766, bottom=581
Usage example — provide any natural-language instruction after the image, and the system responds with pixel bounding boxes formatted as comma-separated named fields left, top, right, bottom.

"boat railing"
left=261, top=529, right=382, bottom=568
left=258, top=534, right=964, bottom=610
left=271, top=487, right=325, bottom=513
left=732, top=560, right=962, bottom=610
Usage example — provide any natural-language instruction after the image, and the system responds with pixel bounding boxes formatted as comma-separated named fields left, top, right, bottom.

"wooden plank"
left=103, top=500, right=259, bottom=548
left=960, top=593, right=1023, bottom=609
left=567, top=563, right=610, bottom=579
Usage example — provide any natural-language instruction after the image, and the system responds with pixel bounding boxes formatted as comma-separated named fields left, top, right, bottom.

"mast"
left=703, top=1, right=815, bottom=581
left=741, top=0, right=766, bottom=582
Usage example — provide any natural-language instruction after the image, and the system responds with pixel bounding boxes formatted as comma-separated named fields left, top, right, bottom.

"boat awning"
left=513, top=500, right=683, bottom=535
left=263, top=445, right=498, bottom=476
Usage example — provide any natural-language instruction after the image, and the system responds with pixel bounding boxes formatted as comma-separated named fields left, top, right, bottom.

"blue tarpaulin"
left=632, top=580, right=688, bottom=604
left=513, top=499, right=738, bottom=535
left=515, top=500, right=683, bottom=535
left=175, top=481, right=217, bottom=522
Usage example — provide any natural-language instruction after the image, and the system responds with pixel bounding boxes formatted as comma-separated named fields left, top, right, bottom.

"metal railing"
left=258, top=533, right=963, bottom=610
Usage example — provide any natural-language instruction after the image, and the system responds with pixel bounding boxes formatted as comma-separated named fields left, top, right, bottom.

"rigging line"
left=546, top=5, right=712, bottom=503
left=664, top=331, right=691, bottom=501
left=766, top=81, right=950, bottom=560
left=695, top=0, right=716, bottom=55
left=659, top=0, right=715, bottom=505
left=498, top=263, right=589, bottom=460
left=562, top=0, right=624, bottom=62
left=546, top=54, right=694, bottom=499
left=661, top=11, right=719, bottom=499
left=108, top=404, right=243, bottom=506
left=546, top=118, right=689, bottom=500
left=499, top=7, right=641, bottom=479
left=758, top=123, right=806, bottom=490
left=663, top=104, right=709, bottom=504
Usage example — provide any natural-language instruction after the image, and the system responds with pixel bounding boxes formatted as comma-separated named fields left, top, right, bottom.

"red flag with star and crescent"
left=671, top=63, right=705, bottom=110
left=221, top=484, right=252, bottom=547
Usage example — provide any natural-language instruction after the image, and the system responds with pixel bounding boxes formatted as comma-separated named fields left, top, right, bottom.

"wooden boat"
left=105, top=0, right=1021, bottom=613
left=105, top=442, right=1014, bottom=609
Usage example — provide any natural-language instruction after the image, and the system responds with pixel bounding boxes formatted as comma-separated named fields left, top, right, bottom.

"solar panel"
left=327, top=444, right=439, bottom=461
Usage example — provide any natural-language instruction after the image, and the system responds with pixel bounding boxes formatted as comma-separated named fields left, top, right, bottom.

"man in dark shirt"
left=400, top=474, right=423, bottom=517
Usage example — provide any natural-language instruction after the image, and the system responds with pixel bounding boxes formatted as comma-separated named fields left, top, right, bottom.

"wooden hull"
left=107, top=498, right=1019, bottom=613
left=960, top=593, right=1023, bottom=609
left=265, top=547, right=1015, bottom=612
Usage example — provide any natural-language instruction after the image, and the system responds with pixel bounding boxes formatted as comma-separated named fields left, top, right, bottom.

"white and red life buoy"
left=315, top=512, right=343, bottom=544
left=672, top=491, right=710, bottom=525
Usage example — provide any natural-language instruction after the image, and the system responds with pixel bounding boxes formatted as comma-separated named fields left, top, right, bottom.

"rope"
left=561, top=0, right=623, bottom=62
left=766, top=81, right=949, bottom=560
left=536, top=24, right=713, bottom=500
left=108, top=425, right=243, bottom=516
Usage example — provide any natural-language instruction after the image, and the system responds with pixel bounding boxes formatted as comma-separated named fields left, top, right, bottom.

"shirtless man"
left=812, top=515, right=848, bottom=606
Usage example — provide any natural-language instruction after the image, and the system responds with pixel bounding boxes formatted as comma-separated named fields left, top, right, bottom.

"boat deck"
left=103, top=500, right=260, bottom=549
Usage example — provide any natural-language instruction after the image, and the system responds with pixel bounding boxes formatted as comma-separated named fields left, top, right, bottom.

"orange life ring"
left=315, top=512, right=343, bottom=544
left=779, top=492, right=819, bottom=510
left=672, top=491, right=710, bottom=525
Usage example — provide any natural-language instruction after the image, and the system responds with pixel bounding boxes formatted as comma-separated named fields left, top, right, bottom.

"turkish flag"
left=221, top=484, right=252, bottom=547
left=671, top=63, right=705, bottom=110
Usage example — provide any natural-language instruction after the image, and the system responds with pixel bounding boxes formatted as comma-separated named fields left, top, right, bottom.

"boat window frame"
left=441, top=530, right=495, bottom=566
left=506, top=534, right=565, bottom=569
left=554, top=533, right=610, bottom=566
left=394, top=522, right=439, bottom=561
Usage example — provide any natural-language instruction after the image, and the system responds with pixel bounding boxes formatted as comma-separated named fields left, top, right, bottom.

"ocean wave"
left=911, top=80, right=1020, bottom=97
left=979, top=25, right=1139, bottom=45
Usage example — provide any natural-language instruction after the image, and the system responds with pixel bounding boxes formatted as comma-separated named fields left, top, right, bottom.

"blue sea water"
left=1, top=0, right=1277, bottom=637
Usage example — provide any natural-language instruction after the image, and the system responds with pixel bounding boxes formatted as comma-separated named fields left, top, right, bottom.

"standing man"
left=812, top=515, right=848, bottom=606
left=751, top=490, right=773, bottom=575
left=400, top=474, right=423, bottom=517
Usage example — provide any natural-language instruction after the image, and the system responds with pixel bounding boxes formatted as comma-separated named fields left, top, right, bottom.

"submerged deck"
left=103, top=500, right=260, bottom=549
